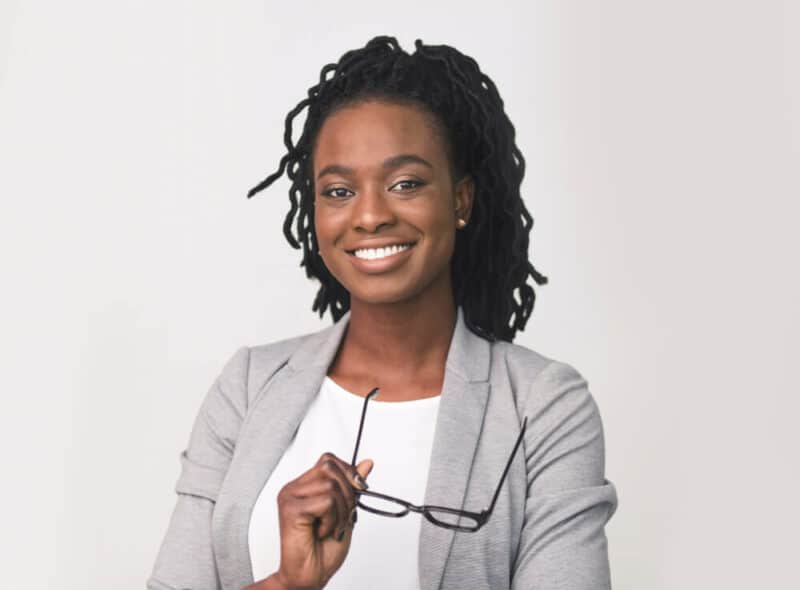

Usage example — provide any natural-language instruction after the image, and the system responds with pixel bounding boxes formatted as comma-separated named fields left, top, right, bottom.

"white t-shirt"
left=248, top=376, right=441, bottom=589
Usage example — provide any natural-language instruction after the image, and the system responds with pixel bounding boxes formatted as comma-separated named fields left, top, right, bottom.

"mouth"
left=345, top=242, right=417, bottom=261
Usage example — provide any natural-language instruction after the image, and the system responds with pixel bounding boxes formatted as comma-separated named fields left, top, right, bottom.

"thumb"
left=354, top=458, right=374, bottom=488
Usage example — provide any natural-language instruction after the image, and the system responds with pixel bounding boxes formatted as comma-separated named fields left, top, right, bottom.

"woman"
left=148, top=36, right=617, bottom=590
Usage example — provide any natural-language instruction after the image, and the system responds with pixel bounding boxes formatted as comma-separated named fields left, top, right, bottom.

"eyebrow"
left=316, top=154, right=433, bottom=180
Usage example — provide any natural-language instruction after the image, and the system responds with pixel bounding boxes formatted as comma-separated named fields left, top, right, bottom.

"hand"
left=274, top=452, right=374, bottom=590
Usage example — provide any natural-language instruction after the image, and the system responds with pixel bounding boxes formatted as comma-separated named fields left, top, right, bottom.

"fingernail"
left=354, top=474, right=369, bottom=490
left=336, top=528, right=345, bottom=542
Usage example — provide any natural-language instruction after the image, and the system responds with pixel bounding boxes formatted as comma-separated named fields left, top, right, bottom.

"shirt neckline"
left=322, top=376, right=441, bottom=407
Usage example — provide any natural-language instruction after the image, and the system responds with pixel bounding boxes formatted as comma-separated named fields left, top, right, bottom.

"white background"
left=1, top=1, right=798, bottom=588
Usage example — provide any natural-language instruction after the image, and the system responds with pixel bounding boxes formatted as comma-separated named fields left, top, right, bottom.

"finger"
left=319, top=452, right=370, bottom=492
left=286, top=461, right=331, bottom=487
left=284, top=453, right=359, bottom=540
left=285, top=453, right=358, bottom=507
left=291, top=474, right=349, bottom=539
left=317, top=453, right=364, bottom=501
left=279, top=472, right=318, bottom=502
left=317, top=457, right=357, bottom=536
left=294, top=493, right=340, bottom=541
left=290, top=450, right=354, bottom=487
left=278, top=472, right=345, bottom=541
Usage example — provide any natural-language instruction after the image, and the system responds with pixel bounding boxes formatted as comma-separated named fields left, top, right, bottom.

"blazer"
left=148, top=306, right=617, bottom=590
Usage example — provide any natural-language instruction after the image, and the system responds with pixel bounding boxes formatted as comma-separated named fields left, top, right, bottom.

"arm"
left=511, top=361, right=618, bottom=590
left=147, top=346, right=251, bottom=590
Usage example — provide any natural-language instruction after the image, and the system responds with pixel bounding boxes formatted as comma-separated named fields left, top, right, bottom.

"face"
left=312, top=99, right=474, bottom=306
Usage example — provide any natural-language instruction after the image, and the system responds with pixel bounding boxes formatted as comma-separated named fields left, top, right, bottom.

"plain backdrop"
left=1, top=1, right=798, bottom=588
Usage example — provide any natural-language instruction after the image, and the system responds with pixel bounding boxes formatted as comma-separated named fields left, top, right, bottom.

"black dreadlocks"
left=246, top=36, right=548, bottom=343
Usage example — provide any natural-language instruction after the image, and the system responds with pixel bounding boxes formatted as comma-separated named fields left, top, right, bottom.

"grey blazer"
left=148, top=307, right=617, bottom=590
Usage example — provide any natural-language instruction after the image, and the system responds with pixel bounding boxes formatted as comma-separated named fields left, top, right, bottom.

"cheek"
left=313, top=205, right=339, bottom=245
left=312, top=210, right=334, bottom=264
left=410, top=209, right=457, bottom=263
left=313, top=206, right=350, bottom=271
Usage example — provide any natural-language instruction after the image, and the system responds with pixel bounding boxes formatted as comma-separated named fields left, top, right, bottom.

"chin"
left=347, top=287, right=420, bottom=306
left=343, top=273, right=446, bottom=308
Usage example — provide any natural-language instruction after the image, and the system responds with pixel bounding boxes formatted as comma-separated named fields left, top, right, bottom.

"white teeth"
left=353, top=243, right=412, bottom=260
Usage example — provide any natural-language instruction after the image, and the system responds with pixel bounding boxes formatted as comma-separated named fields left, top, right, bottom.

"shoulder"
left=209, top=324, right=332, bottom=413
left=248, top=331, right=312, bottom=371
left=489, top=338, right=600, bottom=425
left=244, top=326, right=332, bottom=400
left=489, top=338, right=584, bottom=396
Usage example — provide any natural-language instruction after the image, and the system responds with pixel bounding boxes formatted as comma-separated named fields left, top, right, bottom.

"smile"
left=350, top=243, right=415, bottom=260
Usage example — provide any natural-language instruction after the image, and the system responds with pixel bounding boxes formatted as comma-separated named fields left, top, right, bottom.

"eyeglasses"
left=349, top=387, right=528, bottom=532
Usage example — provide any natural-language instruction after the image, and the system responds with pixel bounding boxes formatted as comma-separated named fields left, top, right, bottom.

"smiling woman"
left=148, top=36, right=617, bottom=590
left=245, top=36, right=547, bottom=343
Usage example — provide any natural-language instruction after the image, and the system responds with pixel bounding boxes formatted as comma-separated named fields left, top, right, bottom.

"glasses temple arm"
left=486, top=416, right=528, bottom=514
left=351, top=387, right=380, bottom=466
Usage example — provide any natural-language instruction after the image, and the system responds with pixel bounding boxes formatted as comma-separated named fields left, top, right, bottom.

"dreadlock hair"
left=246, top=35, right=548, bottom=343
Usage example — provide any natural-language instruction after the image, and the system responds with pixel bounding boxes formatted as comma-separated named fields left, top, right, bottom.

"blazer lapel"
left=418, top=307, right=492, bottom=590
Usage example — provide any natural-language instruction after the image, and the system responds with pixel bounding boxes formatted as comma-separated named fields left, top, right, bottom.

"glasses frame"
left=350, top=387, right=528, bottom=533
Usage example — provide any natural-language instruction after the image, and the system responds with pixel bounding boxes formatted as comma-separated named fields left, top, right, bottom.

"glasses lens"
left=357, top=494, right=409, bottom=516
left=424, top=508, right=480, bottom=530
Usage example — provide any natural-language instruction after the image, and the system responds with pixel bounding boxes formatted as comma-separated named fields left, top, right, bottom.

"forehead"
left=312, top=100, right=448, bottom=170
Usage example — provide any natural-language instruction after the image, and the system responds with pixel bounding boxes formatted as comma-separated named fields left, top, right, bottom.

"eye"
left=322, top=187, right=354, bottom=199
left=391, top=179, right=425, bottom=192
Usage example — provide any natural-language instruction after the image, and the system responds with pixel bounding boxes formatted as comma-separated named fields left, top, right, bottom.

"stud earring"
left=457, top=218, right=467, bottom=228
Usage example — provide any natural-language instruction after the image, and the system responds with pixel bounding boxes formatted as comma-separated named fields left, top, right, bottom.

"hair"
left=246, top=35, right=548, bottom=342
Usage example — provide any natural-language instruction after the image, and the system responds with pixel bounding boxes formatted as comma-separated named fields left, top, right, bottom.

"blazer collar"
left=213, top=305, right=492, bottom=590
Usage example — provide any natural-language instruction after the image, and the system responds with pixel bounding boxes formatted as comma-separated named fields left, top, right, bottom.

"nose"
left=351, top=184, right=396, bottom=233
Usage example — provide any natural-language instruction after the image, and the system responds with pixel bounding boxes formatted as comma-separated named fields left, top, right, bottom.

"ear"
left=453, top=174, right=475, bottom=227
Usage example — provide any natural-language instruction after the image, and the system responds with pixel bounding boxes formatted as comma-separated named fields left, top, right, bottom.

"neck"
left=341, top=285, right=457, bottom=377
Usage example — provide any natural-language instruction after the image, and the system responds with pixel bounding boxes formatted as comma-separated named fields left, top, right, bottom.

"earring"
left=457, top=218, right=467, bottom=228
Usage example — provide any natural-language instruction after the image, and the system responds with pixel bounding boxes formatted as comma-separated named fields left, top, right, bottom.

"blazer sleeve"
left=147, top=346, right=251, bottom=590
left=511, top=360, right=618, bottom=590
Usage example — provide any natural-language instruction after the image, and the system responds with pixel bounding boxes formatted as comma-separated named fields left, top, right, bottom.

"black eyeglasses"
left=350, top=387, right=527, bottom=532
